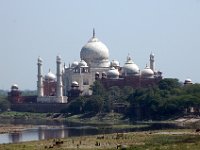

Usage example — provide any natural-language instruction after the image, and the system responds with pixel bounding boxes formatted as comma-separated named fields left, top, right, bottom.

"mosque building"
left=37, top=29, right=163, bottom=103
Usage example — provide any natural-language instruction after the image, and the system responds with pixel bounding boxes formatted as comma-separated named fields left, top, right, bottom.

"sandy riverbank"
left=1, top=129, right=200, bottom=150
left=0, top=124, right=34, bottom=134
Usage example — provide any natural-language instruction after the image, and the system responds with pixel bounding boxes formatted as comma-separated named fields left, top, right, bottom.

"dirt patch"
left=0, top=124, right=34, bottom=134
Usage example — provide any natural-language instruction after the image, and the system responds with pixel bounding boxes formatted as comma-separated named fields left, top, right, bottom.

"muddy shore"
left=0, top=124, right=34, bottom=134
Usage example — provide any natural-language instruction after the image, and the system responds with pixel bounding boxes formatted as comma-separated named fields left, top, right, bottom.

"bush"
left=0, top=97, right=10, bottom=112
left=67, top=98, right=84, bottom=114
left=83, top=96, right=103, bottom=114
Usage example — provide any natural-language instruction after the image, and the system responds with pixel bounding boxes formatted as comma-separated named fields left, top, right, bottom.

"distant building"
left=37, top=56, right=68, bottom=103
left=8, top=84, right=22, bottom=103
left=8, top=84, right=37, bottom=103
left=37, top=29, right=163, bottom=103
left=184, top=78, right=193, bottom=85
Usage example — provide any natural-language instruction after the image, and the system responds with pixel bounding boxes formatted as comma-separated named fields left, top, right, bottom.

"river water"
left=0, top=119, right=184, bottom=144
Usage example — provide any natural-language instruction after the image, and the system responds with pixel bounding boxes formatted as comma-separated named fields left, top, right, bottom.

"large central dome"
left=80, top=29, right=110, bottom=68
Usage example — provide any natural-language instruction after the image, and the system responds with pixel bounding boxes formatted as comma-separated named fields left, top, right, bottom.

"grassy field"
left=1, top=129, right=200, bottom=150
left=0, top=111, right=47, bottom=120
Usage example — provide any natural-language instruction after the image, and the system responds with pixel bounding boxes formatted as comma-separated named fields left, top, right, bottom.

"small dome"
left=102, top=72, right=107, bottom=79
left=107, top=67, right=119, bottom=79
left=102, top=72, right=106, bottom=75
left=122, top=55, right=140, bottom=76
left=78, top=60, right=88, bottom=67
left=71, top=61, right=79, bottom=68
left=71, top=81, right=79, bottom=87
left=150, top=52, right=155, bottom=57
left=37, top=57, right=42, bottom=64
left=184, top=78, right=192, bottom=84
left=80, top=29, right=110, bottom=68
left=11, top=84, right=19, bottom=90
left=45, top=70, right=56, bottom=81
left=57, top=55, right=61, bottom=61
left=141, top=65, right=154, bottom=78
left=111, top=60, right=120, bottom=67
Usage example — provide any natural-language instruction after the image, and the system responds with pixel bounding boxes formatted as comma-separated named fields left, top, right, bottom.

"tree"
left=66, top=97, right=84, bottom=114
left=90, top=81, right=106, bottom=96
left=0, top=97, right=10, bottom=112
left=83, top=96, right=103, bottom=114
left=159, top=78, right=181, bottom=90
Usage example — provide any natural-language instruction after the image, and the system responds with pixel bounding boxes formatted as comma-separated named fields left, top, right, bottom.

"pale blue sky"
left=0, top=0, right=200, bottom=90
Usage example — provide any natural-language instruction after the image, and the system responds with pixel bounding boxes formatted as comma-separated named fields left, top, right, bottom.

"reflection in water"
left=1, top=125, right=103, bottom=144
left=38, top=125, right=68, bottom=140
left=0, top=121, right=184, bottom=144
left=9, top=132, right=22, bottom=143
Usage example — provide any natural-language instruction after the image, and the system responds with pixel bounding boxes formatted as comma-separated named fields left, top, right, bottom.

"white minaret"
left=37, top=57, right=44, bottom=97
left=150, top=52, right=155, bottom=72
left=56, top=55, right=63, bottom=99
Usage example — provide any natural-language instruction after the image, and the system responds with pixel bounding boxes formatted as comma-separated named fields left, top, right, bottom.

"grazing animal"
left=55, top=140, right=63, bottom=145
left=95, top=141, right=101, bottom=146
left=117, top=143, right=128, bottom=149
left=97, top=135, right=104, bottom=139
left=117, top=144, right=121, bottom=149
left=48, top=145, right=54, bottom=148
left=196, top=128, right=200, bottom=132
left=116, top=133, right=124, bottom=139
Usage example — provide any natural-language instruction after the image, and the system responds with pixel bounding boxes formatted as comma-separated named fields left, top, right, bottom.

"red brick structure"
left=7, top=84, right=22, bottom=103
left=43, top=70, right=57, bottom=96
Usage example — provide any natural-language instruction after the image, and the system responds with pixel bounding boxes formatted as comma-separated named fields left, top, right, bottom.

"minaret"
left=56, top=55, right=63, bottom=99
left=150, top=52, right=155, bottom=72
left=37, top=57, right=44, bottom=97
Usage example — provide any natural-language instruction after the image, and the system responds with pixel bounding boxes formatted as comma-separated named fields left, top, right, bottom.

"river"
left=0, top=119, right=185, bottom=144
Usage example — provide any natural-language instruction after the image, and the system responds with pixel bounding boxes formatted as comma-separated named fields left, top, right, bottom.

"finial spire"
left=127, top=53, right=131, bottom=61
left=93, top=28, right=95, bottom=38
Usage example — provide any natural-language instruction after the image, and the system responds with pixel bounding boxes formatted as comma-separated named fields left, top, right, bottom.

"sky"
left=0, top=0, right=200, bottom=90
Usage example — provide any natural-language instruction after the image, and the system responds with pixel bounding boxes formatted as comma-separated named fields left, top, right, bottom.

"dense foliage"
left=0, top=96, right=10, bottom=111
left=68, top=78, right=200, bottom=120
left=21, top=90, right=37, bottom=96
left=128, top=79, right=200, bottom=120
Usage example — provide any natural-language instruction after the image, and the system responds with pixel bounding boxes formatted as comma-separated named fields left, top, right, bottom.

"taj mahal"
left=37, top=29, right=162, bottom=103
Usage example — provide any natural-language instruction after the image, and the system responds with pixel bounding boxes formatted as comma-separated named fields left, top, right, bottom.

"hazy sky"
left=0, top=0, right=200, bottom=90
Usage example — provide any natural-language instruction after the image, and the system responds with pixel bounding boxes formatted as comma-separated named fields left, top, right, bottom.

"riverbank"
left=1, top=129, right=200, bottom=150
left=2, top=111, right=199, bottom=124
left=0, top=111, right=131, bottom=126
left=1, top=111, right=200, bottom=135
left=0, top=124, right=34, bottom=134
left=0, top=111, right=149, bottom=135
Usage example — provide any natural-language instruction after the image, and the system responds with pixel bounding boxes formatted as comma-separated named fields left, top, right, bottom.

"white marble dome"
left=111, top=60, right=120, bottom=67
left=80, top=29, right=110, bottom=68
left=107, top=67, right=119, bottom=79
left=11, top=84, right=19, bottom=90
left=71, top=61, right=79, bottom=68
left=141, top=65, right=154, bottom=78
left=37, top=57, right=42, bottom=64
left=71, top=81, right=79, bottom=87
left=45, top=70, right=56, bottom=81
left=184, top=78, right=192, bottom=84
left=78, top=60, right=88, bottom=67
left=122, top=55, right=140, bottom=76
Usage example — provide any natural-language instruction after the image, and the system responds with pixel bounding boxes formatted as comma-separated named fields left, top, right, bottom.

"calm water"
left=0, top=119, right=184, bottom=144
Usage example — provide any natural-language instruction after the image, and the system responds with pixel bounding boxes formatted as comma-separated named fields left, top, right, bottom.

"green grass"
left=0, top=111, right=47, bottom=120
left=131, top=134, right=200, bottom=150
left=1, top=130, right=200, bottom=150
